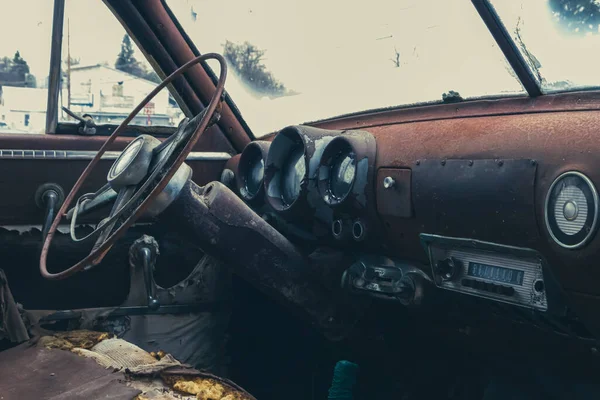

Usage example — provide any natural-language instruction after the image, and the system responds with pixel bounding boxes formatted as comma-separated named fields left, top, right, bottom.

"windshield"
left=169, top=0, right=525, bottom=136
left=0, top=0, right=182, bottom=134
left=490, top=0, right=600, bottom=93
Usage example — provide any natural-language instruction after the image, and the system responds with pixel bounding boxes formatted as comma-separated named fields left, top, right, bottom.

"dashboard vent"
left=545, top=171, right=598, bottom=249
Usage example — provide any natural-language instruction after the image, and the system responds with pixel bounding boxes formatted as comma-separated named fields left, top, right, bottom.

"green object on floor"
left=328, top=360, right=359, bottom=399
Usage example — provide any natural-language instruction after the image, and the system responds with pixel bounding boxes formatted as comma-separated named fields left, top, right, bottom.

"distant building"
left=0, top=86, right=47, bottom=133
left=0, top=64, right=182, bottom=133
left=62, top=64, right=181, bottom=126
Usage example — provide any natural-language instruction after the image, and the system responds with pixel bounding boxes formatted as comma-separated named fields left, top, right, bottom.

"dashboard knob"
left=383, top=176, right=396, bottom=189
left=436, top=257, right=461, bottom=281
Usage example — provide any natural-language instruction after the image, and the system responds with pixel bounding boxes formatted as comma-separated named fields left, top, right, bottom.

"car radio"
left=421, top=234, right=548, bottom=311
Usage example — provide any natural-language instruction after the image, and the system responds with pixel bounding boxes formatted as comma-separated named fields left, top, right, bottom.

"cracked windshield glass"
left=169, top=0, right=526, bottom=136
left=490, top=0, right=600, bottom=93
left=0, top=0, right=182, bottom=134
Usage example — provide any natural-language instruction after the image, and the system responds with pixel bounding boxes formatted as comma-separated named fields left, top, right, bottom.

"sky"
left=1, top=0, right=599, bottom=135
left=0, top=0, right=157, bottom=81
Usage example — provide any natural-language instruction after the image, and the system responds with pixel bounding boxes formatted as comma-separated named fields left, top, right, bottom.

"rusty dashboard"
left=229, top=91, right=600, bottom=339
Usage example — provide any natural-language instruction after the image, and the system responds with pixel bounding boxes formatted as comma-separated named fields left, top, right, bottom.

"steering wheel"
left=40, top=53, right=227, bottom=280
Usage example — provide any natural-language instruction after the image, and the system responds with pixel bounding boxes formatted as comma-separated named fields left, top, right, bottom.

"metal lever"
left=128, top=235, right=160, bottom=310
left=35, top=183, right=65, bottom=241
left=62, top=106, right=97, bottom=135
left=341, top=255, right=432, bottom=306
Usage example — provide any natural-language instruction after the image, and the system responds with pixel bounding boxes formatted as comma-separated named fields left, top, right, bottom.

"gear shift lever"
left=128, top=235, right=160, bottom=310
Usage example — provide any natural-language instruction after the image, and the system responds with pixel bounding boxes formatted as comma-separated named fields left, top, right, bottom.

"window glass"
left=169, top=0, right=525, bottom=136
left=59, top=0, right=183, bottom=127
left=490, top=0, right=600, bottom=93
left=0, top=0, right=53, bottom=133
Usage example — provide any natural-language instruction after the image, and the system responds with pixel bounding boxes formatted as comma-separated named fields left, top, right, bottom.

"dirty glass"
left=490, top=0, right=600, bottom=93
left=0, top=0, right=53, bottom=133
left=59, top=0, right=183, bottom=127
left=168, top=0, right=525, bottom=136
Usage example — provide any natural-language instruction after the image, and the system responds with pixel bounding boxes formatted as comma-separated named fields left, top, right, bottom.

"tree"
left=115, top=34, right=145, bottom=77
left=115, top=34, right=161, bottom=84
left=11, top=51, right=30, bottom=76
left=0, top=51, right=36, bottom=87
left=548, top=0, right=600, bottom=34
left=222, top=40, right=287, bottom=97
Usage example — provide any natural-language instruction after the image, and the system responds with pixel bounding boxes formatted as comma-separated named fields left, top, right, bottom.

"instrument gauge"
left=328, top=150, right=357, bottom=202
left=318, top=138, right=358, bottom=206
left=237, top=141, right=270, bottom=203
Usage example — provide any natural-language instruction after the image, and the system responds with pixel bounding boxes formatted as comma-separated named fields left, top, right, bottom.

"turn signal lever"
left=35, top=183, right=65, bottom=241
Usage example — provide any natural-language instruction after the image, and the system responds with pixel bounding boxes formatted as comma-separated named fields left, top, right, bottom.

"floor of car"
left=227, top=278, right=600, bottom=400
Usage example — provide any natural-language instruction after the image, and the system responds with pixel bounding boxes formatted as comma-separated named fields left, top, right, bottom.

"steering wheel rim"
left=40, top=53, right=227, bottom=280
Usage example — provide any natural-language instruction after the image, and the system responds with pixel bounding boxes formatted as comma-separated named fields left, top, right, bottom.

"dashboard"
left=227, top=94, right=600, bottom=340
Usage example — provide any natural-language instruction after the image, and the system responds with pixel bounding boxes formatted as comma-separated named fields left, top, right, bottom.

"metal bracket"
left=61, top=107, right=97, bottom=135
left=342, top=255, right=432, bottom=306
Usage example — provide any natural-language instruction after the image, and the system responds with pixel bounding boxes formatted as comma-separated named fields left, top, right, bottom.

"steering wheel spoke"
left=66, top=183, right=117, bottom=221
left=85, top=185, right=137, bottom=269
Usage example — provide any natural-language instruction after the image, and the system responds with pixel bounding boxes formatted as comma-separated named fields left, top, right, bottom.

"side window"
left=59, top=0, right=183, bottom=127
left=0, top=1, right=54, bottom=133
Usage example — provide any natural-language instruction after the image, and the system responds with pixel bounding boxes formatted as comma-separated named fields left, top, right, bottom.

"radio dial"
left=436, top=257, right=461, bottom=281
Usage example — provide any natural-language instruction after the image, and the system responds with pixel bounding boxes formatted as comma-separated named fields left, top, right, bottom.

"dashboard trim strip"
left=0, top=149, right=232, bottom=161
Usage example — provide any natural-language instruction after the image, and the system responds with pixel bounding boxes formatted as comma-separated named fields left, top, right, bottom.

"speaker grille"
left=545, top=171, right=598, bottom=249
left=554, top=186, right=588, bottom=235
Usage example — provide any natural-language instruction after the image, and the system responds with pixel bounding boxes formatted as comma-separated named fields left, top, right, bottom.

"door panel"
left=0, top=128, right=230, bottom=310
left=0, top=128, right=232, bottom=224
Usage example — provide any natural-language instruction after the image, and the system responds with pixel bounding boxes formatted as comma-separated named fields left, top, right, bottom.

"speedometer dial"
left=237, top=141, right=270, bottom=203
left=245, top=157, right=264, bottom=197
left=318, top=137, right=359, bottom=206
left=329, top=151, right=356, bottom=201
left=281, top=145, right=306, bottom=205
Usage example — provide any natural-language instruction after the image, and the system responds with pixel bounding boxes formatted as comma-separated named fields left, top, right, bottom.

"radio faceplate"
left=421, top=234, right=547, bottom=311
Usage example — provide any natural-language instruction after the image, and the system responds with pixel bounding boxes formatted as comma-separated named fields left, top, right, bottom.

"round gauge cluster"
left=262, top=128, right=309, bottom=212
left=280, top=143, right=306, bottom=206
left=237, top=141, right=270, bottom=203
left=237, top=126, right=376, bottom=227
left=318, top=138, right=358, bottom=206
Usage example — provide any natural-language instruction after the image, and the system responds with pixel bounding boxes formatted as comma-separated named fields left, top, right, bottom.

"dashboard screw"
left=468, top=160, right=473, bottom=166
left=441, top=160, right=446, bottom=166
left=530, top=159, right=537, bottom=166
left=497, top=160, right=504, bottom=167
left=416, top=160, right=420, bottom=166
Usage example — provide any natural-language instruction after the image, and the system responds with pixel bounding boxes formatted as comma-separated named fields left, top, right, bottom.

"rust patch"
left=40, top=330, right=112, bottom=350
left=161, top=375, right=252, bottom=399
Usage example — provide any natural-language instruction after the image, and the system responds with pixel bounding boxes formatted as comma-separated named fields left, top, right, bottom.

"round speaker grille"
left=545, top=171, right=598, bottom=249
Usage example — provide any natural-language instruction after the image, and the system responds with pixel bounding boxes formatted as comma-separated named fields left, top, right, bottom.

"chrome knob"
left=383, top=176, right=395, bottom=189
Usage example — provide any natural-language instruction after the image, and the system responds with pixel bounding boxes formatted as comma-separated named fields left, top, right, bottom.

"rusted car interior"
left=1, top=0, right=600, bottom=399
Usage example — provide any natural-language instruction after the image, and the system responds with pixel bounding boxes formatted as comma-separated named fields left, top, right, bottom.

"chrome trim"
left=422, top=234, right=548, bottom=311
left=0, top=149, right=232, bottom=161
left=544, top=171, right=599, bottom=249
left=144, top=164, right=193, bottom=217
